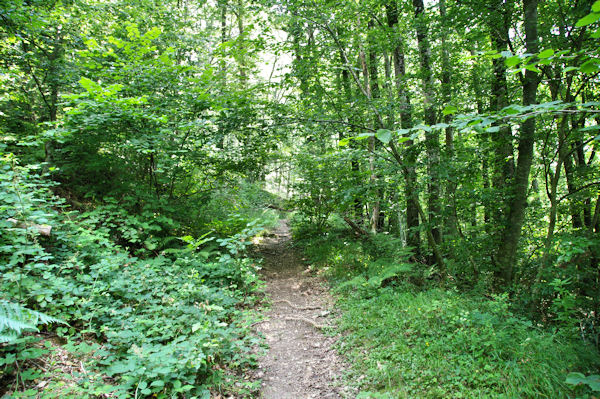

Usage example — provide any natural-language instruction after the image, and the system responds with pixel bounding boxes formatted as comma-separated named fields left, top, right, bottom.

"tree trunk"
left=494, top=0, right=540, bottom=287
left=439, top=0, right=457, bottom=236
left=219, top=0, right=228, bottom=81
left=216, top=0, right=228, bottom=150
left=563, top=151, right=583, bottom=228
left=542, top=116, right=569, bottom=265
left=367, top=19, right=383, bottom=233
left=237, top=0, right=247, bottom=87
left=413, top=0, right=441, bottom=247
left=488, top=0, right=515, bottom=227
left=43, top=29, right=63, bottom=168
left=387, top=1, right=421, bottom=255
left=337, top=28, right=364, bottom=223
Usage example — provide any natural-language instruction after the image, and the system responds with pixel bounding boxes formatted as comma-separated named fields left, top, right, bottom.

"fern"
left=334, top=276, right=368, bottom=294
left=0, top=300, right=62, bottom=344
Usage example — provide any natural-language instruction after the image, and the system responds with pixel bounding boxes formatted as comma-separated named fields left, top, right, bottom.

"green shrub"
left=0, top=152, right=264, bottom=398
left=293, top=223, right=600, bottom=399
left=194, top=181, right=282, bottom=236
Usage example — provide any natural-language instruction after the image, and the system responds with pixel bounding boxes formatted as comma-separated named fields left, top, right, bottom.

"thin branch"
left=558, top=181, right=600, bottom=203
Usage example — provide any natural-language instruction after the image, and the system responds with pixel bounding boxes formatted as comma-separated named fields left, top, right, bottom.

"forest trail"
left=253, top=220, right=351, bottom=399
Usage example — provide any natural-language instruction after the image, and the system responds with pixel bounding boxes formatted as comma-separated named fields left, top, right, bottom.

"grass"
left=292, top=219, right=600, bottom=399
left=338, top=288, right=597, bottom=398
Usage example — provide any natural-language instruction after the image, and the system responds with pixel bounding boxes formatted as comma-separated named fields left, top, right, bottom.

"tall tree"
left=386, top=0, right=420, bottom=254
left=367, top=18, right=384, bottom=232
left=413, top=0, right=442, bottom=247
left=488, top=0, right=515, bottom=228
left=494, top=0, right=541, bottom=285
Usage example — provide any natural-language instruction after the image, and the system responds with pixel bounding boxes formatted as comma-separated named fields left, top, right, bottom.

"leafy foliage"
left=295, top=227, right=600, bottom=398
left=0, top=301, right=61, bottom=344
left=0, top=149, right=270, bottom=397
left=3, top=0, right=600, bottom=396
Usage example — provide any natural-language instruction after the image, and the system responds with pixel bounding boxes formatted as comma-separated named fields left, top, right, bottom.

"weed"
left=294, top=224, right=600, bottom=398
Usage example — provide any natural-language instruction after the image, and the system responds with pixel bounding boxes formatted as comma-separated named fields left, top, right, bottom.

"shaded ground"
left=253, top=220, right=351, bottom=399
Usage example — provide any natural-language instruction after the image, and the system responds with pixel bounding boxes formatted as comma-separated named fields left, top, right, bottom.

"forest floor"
left=252, top=220, right=352, bottom=399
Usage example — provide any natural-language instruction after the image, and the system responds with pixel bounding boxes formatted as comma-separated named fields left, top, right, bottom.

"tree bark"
left=237, top=0, right=247, bottom=87
left=413, top=0, right=441, bottom=246
left=337, top=27, right=363, bottom=223
left=387, top=1, right=421, bottom=255
left=367, top=19, right=383, bottom=233
left=42, top=29, right=63, bottom=168
left=541, top=116, right=569, bottom=266
left=494, top=0, right=540, bottom=287
left=488, top=0, right=515, bottom=227
left=439, top=0, right=458, bottom=236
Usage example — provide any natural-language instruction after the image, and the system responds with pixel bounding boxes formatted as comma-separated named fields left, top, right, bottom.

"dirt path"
left=253, top=220, right=350, bottom=399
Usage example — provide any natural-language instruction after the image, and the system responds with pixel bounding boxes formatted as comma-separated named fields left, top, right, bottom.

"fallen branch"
left=266, top=204, right=291, bottom=212
left=7, top=218, right=52, bottom=237
left=250, top=319, right=268, bottom=328
left=342, top=216, right=369, bottom=236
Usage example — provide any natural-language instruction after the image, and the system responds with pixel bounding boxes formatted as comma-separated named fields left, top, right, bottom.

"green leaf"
left=566, top=373, right=600, bottom=391
left=589, top=376, right=600, bottom=391
left=144, top=27, right=162, bottom=41
left=538, top=49, right=554, bottom=59
left=505, top=56, right=521, bottom=67
left=575, top=12, right=600, bottom=27
left=356, top=133, right=374, bottom=140
left=180, top=235, right=194, bottom=243
left=442, top=105, right=458, bottom=116
left=338, top=138, right=350, bottom=147
left=79, top=77, right=98, bottom=92
left=0, top=300, right=62, bottom=343
left=375, top=129, right=392, bottom=144
left=580, top=125, right=600, bottom=132
left=107, top=36, right=124, bottom=49
left=566, top=372, right=586, bottom=385
left=580, top=59, right=600, bottom=74
left=524, top=64, right=542, bottom=73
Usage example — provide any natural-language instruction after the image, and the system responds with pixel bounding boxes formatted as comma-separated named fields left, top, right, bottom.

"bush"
left=293, top=222, right=600, bottom=399
left=194, top=180, right=282, bottom=236
left=0, top=152, right=265, bottom=398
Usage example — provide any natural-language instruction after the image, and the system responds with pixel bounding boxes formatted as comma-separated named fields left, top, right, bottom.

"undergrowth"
left=292, top=218, right=600, bottom=399
left=0, top=151, right=277, bottom=398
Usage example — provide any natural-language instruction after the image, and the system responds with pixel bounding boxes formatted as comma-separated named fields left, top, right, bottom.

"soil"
left=252, top=220, right=352, bottom=399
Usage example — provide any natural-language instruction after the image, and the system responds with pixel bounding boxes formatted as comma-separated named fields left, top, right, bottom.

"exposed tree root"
left=283, top=316, right=328, bottom=330
left=273, top=299, right=322, bottom=311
